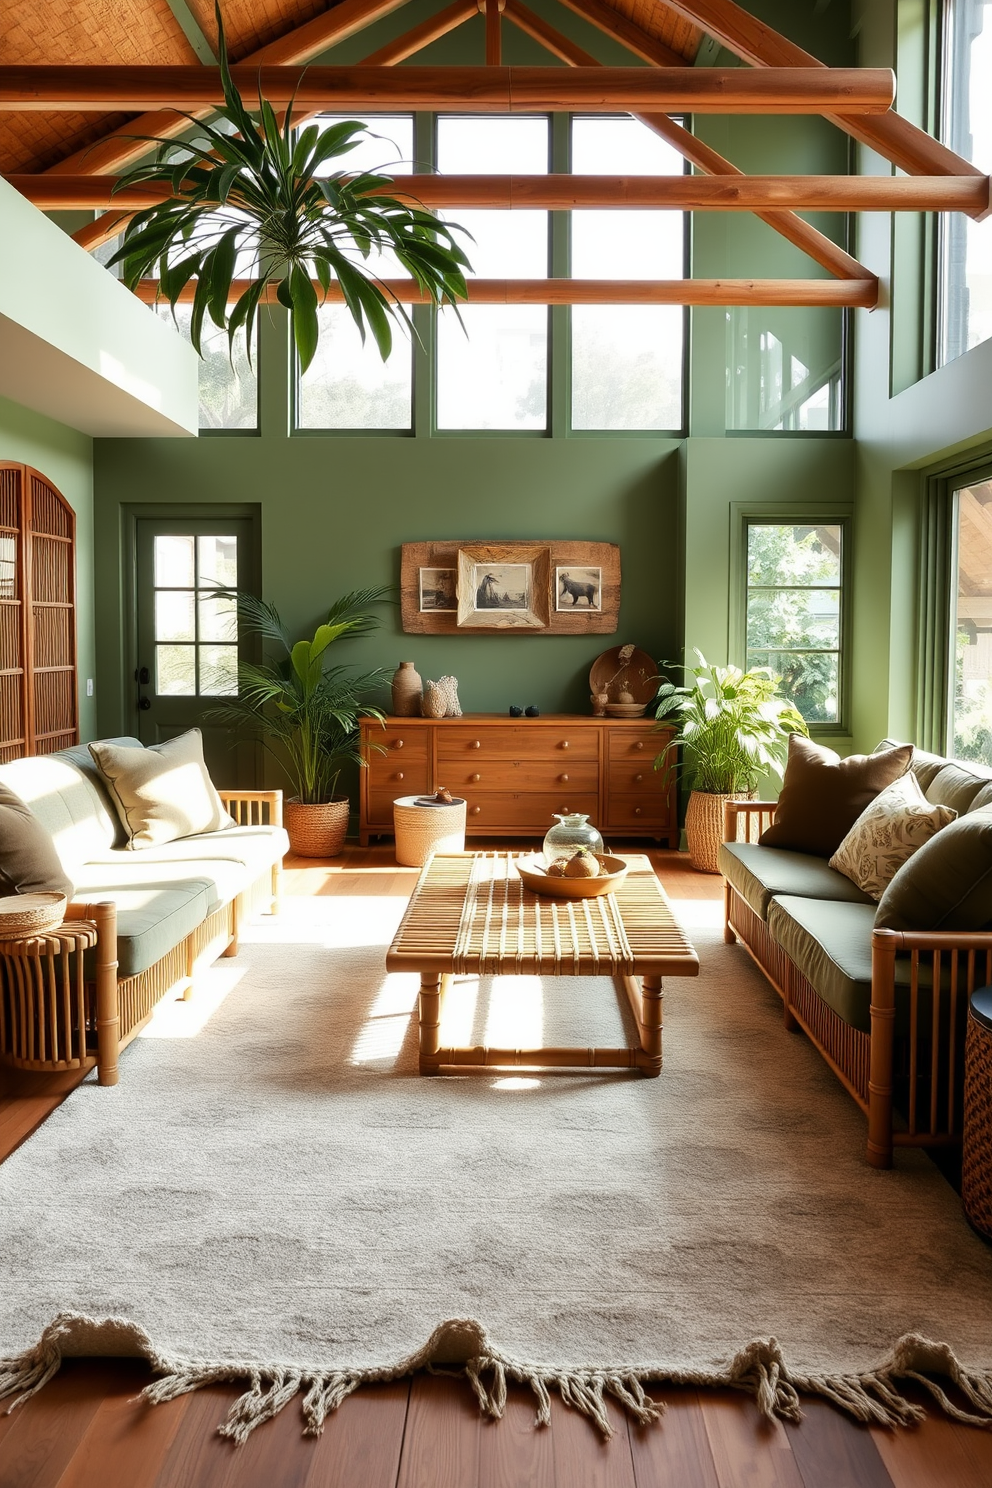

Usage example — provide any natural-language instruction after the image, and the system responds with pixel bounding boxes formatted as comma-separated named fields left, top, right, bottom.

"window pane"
left=748, top=649, right=839, bottom=724
left=156, top=305, right=258, bottom=431
left=197, top=535, right=238, bottom=589
left=312, top=114, right=414, bottom=174
left=726, top=308, right=844, bottom=431
left=199, top=593, right=237, bottom=643
left=951, top=478, right=992, bottom=763
left=436, top=305, right=547, bottom=429
left=0, top=535, right=15, bottom=599
left=156, top=644, right=196, bottom=696
left=154, top=534, right=194, bottom=588
left=747, top=589, right=840, bottom=651
left=446, top=209, right=547, bottom=278
left=155, top=590, right=194, bottom=643
left=571, top=306, right=682, bottom=430
left=437, top=117, right=548, bottom=173
left=299, top=305, right=412, bottom=429
left=572, top=116, right=684, bottom=176
left=747, top=524, right=842, bottom=587
left=199, top=645, right=239, bottom=696
left=941, top=1, right=992, bottom=364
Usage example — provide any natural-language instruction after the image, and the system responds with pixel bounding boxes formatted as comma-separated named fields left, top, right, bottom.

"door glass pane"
left=155, top=590, right=195, bottom=643
left=156, top=644, right=196, bottom=695
left=951, top=478, right=992, bottom=763
left=199, top=593, right=237, bottom=643
left=198, top=535, right=238, bottom=589
left=200, top=645, right=239, bottom=696
left=155, top=534, right=194, bottom=588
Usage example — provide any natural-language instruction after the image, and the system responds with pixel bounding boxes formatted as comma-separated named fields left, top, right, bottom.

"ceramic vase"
left=391, top=661, right=422, bottom=717
left=421, top=680, right=447, bottom=718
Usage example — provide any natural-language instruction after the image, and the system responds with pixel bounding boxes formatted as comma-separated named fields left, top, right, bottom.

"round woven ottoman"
left=393, top=795, right=467, bottom=868
left=963, top=986, right=992, bottom=1239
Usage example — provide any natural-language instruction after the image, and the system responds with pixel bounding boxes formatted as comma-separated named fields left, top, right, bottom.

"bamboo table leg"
left=419, top=972, right=443, bottom=1075
left=639, top=974, right=663, bottom=1078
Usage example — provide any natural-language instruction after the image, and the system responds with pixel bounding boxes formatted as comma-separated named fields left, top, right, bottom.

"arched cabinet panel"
left=0, top=463, right=78, bottom=761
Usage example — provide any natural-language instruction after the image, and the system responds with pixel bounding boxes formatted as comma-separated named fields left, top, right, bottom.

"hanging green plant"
left=107, top=4, right=471, bottom=371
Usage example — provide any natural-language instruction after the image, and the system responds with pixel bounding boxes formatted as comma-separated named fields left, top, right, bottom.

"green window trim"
left=729, top=502, right=854, bottom=735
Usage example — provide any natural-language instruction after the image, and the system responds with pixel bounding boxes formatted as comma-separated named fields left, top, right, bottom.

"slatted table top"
left=386, top=851, right=699, bottom=979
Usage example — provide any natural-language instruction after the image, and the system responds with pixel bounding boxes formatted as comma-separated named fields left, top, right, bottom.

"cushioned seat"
left=75, top=857, right=251, bottom=917
left=719, top=841, right=874, bottom=921
left=73, top=880, right=210, bottom=979
left=83, top=825, right=289, bottom=879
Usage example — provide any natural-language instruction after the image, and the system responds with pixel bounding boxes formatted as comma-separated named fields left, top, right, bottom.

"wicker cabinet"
left=359, top=715, right=677, bottom=846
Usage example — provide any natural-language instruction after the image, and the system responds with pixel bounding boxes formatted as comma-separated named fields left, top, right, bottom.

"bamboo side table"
left=0, top=922, right=100, bottom=1073
left=385, top=852, right=699, bottom=1076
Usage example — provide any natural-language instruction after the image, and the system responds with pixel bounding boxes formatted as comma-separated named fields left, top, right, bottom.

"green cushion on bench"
left=719, top=842, right=874, bottom=921
left=74, top=880, right=210, bottom=980
left=766, top=896, right=876, bottom=1032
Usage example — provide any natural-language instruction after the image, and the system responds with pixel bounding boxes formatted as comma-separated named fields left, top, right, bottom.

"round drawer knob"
left=396, top=772, right=405, bottom=782
left=634, top=773, right=643, bottom=783
left=559, top=774, right=569, bottom=783
left=560, top=740, right=570, bottom=750
left=470, top=772, right=481, bottom=782
left=634, top=807, right=642, bottom=816
left=393, top=739, right=404, bottom=749
left=470, top=805, right=482, bottom=815
left=560, top=805, right=570, bottom=813
left=470, top=740, right=481, bottom=749
left=635, top=741, right=644, bottom=751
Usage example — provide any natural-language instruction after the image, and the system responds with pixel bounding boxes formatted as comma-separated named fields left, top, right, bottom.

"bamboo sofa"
left=0, top=738, right=286, bottom=1087
left=719, top=744, right=992, bottom=1169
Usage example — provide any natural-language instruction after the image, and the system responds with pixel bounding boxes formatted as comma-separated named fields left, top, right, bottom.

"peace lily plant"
left=654, top=651, right=808, bottom=872
left=108, top=4, right=471, bottom=372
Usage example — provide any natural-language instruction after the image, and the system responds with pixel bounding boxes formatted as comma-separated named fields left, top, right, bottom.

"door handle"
left=138, top=696, right=151, bottom=711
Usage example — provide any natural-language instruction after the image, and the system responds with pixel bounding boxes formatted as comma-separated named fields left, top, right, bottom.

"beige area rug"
left=3, top=890, right=992, bottom=1441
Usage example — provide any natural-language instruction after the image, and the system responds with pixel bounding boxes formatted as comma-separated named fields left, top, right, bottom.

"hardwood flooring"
left=2, top=844, right=991, bottom=1488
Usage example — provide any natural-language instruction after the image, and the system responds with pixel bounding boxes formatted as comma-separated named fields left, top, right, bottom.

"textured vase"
left=685, top=791, right=754, bottom=874
left=284, top=798, right=350, bottom=858
left=391, top=662, right=423, bottom=718
left=421, top=680, right=447, bottom=719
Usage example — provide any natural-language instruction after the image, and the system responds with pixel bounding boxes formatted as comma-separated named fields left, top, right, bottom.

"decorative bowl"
left=514, top=853, right=629, bottom=900
left=0, top=892, right=67, bottom=938
left=588, top=645, right=657, bottom=706
left=604, top=702, right=648, bottom=718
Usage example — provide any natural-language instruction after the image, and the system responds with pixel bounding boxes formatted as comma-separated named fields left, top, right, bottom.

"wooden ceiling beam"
left=44, top=0, right=416, bottom=178
left=14, top=172, right=988, bottom=213
left=504, top=1, right=875, bottom=284
left=134, top=275, right=879, bottom=306
left=653, top=0, right=986, bottom=208
left=1, top=64, right=897, bottom=114
left=554, top=0, right=686, bottom=68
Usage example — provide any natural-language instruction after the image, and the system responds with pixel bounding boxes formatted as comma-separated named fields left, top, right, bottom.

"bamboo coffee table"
left=386, top=851, right=699, bottom=1076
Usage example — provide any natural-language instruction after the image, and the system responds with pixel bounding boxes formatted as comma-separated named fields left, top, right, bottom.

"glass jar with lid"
left=542, top=812, right=604, bottom=863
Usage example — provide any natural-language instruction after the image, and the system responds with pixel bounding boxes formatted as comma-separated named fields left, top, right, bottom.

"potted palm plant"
left=654, top=651, right=808, bottom=872
left=209, top=589, right=390, bottom=857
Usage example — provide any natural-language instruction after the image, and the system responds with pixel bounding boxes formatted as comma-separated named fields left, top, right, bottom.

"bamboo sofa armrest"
left=871, top=926, right=992, bottom=1001
left=219, top=789, right=283, bottom=828
left=723, top=800, right=778, bottom=843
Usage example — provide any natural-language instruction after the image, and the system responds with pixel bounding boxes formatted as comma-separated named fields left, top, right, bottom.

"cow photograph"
left=556, top=566, right=602, bottom=611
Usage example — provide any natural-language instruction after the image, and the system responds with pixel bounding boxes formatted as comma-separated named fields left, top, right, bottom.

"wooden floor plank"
left=396, top=1375, right=481, bottom=1488
left=699, top=1389, right=806, bottom=1488
left=546, top=1393, right=637, bottom=1488
left=53, top=1365, right=191, bottom=1488
left=150, top=1385, right=248, bottom=1488
left=477, top=1382, right=556, bottom=1488
left=301, top=1381, right=410, bottom=1488
left=784, top=1397, right=893, bottom=1488
left=629, top=1387, right=721, bottom=1488
left=0, top=1362, right=130, bottom=1488
left=870, top=1385, right=992, bottom=1488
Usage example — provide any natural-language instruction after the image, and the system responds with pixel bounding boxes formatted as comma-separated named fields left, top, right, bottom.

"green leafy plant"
left=108, top=4, right=471, bottom=371
left=654, top=650, right=808, bottom=795
left=207, top=588, right=390, bottom=804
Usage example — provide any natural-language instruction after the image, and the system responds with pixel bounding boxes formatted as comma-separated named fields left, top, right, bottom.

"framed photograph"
left=419, top=566, right=456, bottom=612
left=456, top=544, right=552, bottom=630
left=555, top=566, right=602, bottom=612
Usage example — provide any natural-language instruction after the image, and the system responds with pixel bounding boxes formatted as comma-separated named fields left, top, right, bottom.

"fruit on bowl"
left=563, top=848, right=600, bottom=878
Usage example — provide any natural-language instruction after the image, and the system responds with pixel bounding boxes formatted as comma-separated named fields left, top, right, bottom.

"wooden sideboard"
left=358, top=714, right=677, bottom=847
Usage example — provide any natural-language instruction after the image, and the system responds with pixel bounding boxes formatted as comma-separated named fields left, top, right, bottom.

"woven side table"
left=0, top=921, right=100, bottom=1073
left=393, top=796, right=467, bottom=868
left=963, top=986, right=992, bottom=1239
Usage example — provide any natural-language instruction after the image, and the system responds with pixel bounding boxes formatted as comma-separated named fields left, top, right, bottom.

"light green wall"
left=0, top=396, right=97, bottom=739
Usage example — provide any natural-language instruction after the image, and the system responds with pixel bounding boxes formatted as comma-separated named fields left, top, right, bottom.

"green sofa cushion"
left=74, top=880, right=210, bottom=980
left=875, top=806, right=992, bottom=931
left=719, top=842, right=874, bottom=921
left=83, top=825, right=288, bottom=880
left=766, top=896, right=877, bottom=1032
left=924, top=762, right=992, bottom=815
left=75, top=857, right=250, bottom=918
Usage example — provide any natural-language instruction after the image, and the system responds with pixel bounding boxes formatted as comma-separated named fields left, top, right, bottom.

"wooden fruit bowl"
left=515, top=854, right=629, bottom=899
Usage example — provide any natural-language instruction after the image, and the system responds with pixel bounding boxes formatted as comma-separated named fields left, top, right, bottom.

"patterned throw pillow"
left=828, top=773, right=957, bottom=900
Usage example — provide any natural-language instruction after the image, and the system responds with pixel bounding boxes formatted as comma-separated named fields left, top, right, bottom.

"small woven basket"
left=393, top=796, right=467, bottom=868
left=284, top=799, right=350, bottom=859
left=962, top=987, right=992, bottom=1239
left=0, top=892, right=67, bottom=938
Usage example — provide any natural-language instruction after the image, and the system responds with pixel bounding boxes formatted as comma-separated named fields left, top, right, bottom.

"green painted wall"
left=0, top=395, right=97, bottom=739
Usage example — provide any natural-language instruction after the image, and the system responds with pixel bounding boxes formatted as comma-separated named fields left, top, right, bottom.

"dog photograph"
left=555, top=566, right=602, bottom=611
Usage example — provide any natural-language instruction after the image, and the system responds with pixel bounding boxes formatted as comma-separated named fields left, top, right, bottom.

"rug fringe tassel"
left=5, top=1315, right=992, bottom=1441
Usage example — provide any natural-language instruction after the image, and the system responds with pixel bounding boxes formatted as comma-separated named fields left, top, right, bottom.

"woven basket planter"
left=284, top=799, right=350, bottom=859
left=393, top=796, right=467, bottom=868
left=685, top=791, right=754, bottom=874
left=963, top=990, right=992, bottom=1239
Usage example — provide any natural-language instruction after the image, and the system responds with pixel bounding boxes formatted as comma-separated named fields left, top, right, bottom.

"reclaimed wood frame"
left=401, top=539, right=620, bottom=634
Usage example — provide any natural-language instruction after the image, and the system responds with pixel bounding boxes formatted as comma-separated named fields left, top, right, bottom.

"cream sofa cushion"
left=89, top=730, right=235, bottom=849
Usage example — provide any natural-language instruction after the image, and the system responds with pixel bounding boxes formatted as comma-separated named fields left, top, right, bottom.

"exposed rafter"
left=554, top=0, right=686, bottom=68
left=503, top=0, right=876, bottom=286
left=133, top=276, right=879, bottom=306
left=160, top=0, right=217, bottom=66
left=13, top=172, right=988, bottom=213
left=0, top=65, right=897, bottom=114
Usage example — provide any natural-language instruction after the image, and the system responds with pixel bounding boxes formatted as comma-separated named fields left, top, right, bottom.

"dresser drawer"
left=604, top=795, right=671, bottom=831
left=609, top=762, right=664, bottom=795
left=607, top=727, right=661, bottom=762
left=438, top=725, right=598, bottom=760
left=439, top=759, right=599, bottom=793
left=368, top=727, right=429, bottom=760
left=464, top=790, right=599, bottom=831
left=367, top=777, right=431, bottom=826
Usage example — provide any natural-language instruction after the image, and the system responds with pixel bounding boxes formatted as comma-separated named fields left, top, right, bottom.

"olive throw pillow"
left=0, top=781, right=73, bottom=899
left=758, top=735, right=914, bottom=859
left=875, top=806, right=992, bottom=932
left=89, top=730, right=235, bottom=850
left=828, top=772, right=956, bottom=901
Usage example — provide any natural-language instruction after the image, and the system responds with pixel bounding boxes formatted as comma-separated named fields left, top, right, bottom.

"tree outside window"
left=744, top=523, right=844, bottom=725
